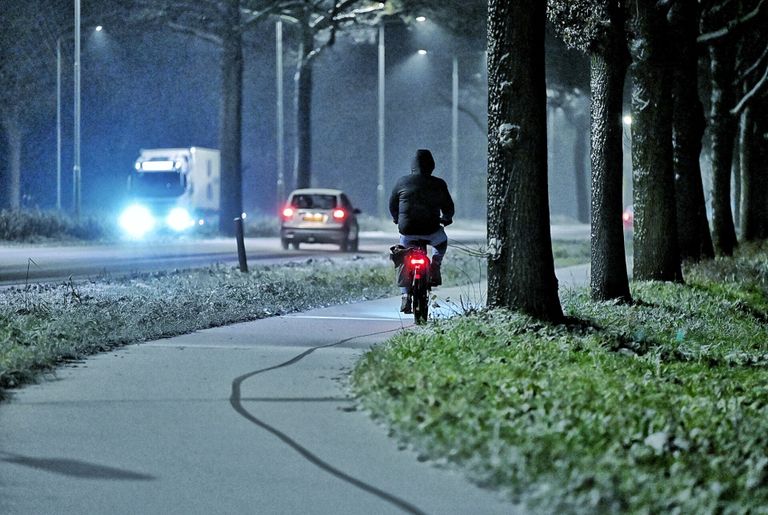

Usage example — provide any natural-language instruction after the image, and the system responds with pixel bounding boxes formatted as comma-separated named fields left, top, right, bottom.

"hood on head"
left=411, top=149, right=435, bottom=175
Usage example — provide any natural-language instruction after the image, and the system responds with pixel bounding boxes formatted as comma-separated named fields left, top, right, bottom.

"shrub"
left=0, top=209, right=114, bottom=242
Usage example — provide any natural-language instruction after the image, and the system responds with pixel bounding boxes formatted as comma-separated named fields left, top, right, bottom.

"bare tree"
left=548, top=88, right=590, bottom=224
left=274, top=0, right=383, bottom=190
left=548, top=0, right=632, bottom=301
left=487, top=0, right=563, bottom=321
left=0, top=1, right=62, bottom=210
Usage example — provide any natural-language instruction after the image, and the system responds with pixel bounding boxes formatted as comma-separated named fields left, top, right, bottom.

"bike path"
left=0, top=264, right=590, bottom=514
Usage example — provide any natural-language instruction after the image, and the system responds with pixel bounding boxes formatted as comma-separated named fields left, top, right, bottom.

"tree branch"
left=698, top=0, right=766, bottom=44
left=739, top=44, right=768, bottom=81
left=167, top=21, right=222, bottom=45
left=731, top=61, right=768, bottom=114
left=435, top=91, right=487, bottom=134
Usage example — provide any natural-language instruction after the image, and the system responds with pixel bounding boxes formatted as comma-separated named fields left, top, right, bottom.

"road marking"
left=283, top=315, right=402, bottom=321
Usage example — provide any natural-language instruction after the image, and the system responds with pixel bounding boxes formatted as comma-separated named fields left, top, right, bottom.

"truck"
left=119, top=147, right=220, bottom=238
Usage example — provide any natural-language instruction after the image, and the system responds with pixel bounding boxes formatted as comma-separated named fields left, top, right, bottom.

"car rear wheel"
left=291, top=241, right=300, bottom=250
left=281, top=238, right=289, bottom=250
left=340, top=226, right=359, bottom=252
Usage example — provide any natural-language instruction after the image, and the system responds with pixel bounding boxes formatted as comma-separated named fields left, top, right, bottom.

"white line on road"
left=284, top=315, right=402, bottom=321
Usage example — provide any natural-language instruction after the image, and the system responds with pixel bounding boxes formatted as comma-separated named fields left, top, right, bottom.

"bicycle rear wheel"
left=412, top=286, right=429, bottom=325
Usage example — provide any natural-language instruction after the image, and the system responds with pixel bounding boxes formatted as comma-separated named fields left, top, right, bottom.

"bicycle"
left=393, top=240, right=432, bottom=325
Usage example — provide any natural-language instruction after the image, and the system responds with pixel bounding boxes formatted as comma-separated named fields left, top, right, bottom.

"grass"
left=0, top=245, right=495, bottom=398
left=0, top=258, right=388, bottom=395
left=351, top=244, right=768, bottom=514
left=552, top=239, right=591, bottom=268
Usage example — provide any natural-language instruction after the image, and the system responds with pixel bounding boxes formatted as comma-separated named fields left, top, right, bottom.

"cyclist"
left=389, top=149, right=455, bottom=312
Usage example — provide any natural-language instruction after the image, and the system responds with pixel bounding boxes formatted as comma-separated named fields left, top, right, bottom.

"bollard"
left=234, top=217, right=248, bottom=273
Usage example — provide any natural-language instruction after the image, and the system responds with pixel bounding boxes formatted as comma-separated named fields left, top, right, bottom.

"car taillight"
left=282, top=207, right=295, bottom=219
left=332, top=209, right=346, bottom=220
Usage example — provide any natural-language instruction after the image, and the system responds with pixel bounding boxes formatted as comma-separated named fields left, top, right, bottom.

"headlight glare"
left=166, top=207, right=194, bottom=232
left=119, top=204, right=154, bottom=238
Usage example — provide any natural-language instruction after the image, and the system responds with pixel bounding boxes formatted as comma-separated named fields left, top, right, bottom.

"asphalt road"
left=0, top=225, right=588, bottom=286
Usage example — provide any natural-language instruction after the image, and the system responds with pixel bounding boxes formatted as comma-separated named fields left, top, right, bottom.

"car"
left=622, top=205, right=634, bottom=231
left=280, top=188, right=361, bottom=252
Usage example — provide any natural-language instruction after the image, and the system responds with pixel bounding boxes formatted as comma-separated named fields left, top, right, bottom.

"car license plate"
left=303, top=213, right=325, bottom=222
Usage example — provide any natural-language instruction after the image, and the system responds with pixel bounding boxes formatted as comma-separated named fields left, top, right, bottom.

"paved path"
left=0, top=264, right=590, bottom=514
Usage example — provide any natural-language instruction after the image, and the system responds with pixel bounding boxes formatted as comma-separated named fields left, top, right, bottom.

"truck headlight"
left=119, top=204, right=155, bottom=238
left=166, top=207, right=195, bottom=232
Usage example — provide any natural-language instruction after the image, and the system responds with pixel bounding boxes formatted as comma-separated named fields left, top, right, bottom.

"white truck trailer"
left=119, top=147, right=220, bottom=237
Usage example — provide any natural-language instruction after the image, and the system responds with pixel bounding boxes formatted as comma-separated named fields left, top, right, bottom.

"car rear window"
left=291, top=194, right=337, bottom=209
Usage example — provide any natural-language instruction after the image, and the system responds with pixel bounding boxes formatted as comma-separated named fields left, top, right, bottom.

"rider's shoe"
left=400, top=294, right=412, bottom=313
left=429, top=263, right=442, bottom=287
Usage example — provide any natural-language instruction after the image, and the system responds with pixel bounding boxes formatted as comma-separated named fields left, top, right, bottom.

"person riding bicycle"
left=389, top=149, right=455, bottom=312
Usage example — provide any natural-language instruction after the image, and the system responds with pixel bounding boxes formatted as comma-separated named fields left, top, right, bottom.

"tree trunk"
left=630, top=0, right=682, bottom=282
left=573, top=112, right=589, bottom=224
left=588, top=5, right=632, bottom=302
left=740, top=100, right=768, bottom=241
left=1, top=114, right=22, bottom=211
left=732, top=136, right=741, bottom=229
left=708, top=41, right=739, bottom=255
left=218, top=0, right=243, bottom=236
left=670, top=1, right=714, bottom=262
left=672, top=0, right=715, bottom=262
left=293, top=21, right=313, bottom=190
left=487, top=0, right=562, bottom=321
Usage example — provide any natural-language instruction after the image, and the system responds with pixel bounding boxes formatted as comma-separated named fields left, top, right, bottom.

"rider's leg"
left=428, top=229, right=448, bottom=286
left=398, top=234, right=412, bottom=311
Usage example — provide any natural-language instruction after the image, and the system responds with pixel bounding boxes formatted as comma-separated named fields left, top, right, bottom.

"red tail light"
left=409, top=257, right=426, bottom=266
left=282, top=207, right=295, bottom=219
left=332, top=209, right=346, bottom=220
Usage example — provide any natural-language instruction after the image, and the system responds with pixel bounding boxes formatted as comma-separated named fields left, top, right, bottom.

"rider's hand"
left=441, top=218, right=453, bottom=227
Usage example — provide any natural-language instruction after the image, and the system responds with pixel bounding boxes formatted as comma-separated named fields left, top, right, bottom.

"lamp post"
left=451, top=55, right=458, bottom=207
left=73, top=0, right=81, bottom=218
left=416, top=49, right=460, bottom=207
left=56, top=36, right=62, bottom=211
left=57, top=14, right=103, bottom=215
left=377, top=23, right=385, bottom=220
left=276, top=19, right=285, bottom=208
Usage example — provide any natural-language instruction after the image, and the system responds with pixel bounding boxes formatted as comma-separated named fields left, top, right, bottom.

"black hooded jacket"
left=388, top=149, right=455, bottom=235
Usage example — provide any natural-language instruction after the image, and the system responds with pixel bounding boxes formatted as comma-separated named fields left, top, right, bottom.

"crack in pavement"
left=229, top=328, right=428, bottom=515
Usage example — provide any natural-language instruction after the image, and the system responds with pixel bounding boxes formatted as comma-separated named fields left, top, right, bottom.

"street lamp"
left=377, top=14, right=434, bottom=220
left=415, top=49, right=460, bottom=208
left=377, top=15, right=428, bottom=220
